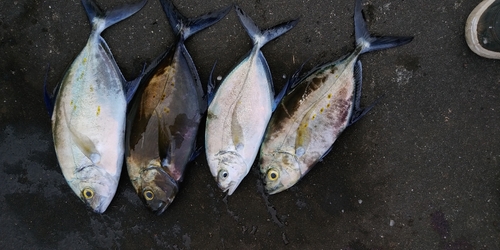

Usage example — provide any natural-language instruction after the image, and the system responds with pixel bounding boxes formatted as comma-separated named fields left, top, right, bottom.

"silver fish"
left=205, top=5, right=297, bottom=195
left=126, top=0, right=230, bottom=214
left=46, top=0, right=147, bottom=213
left=259, top=0, right=413, bottom=195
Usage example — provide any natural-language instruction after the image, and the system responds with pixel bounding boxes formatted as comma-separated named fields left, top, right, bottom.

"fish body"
left=126, top=0, right=230, bottom=214
left=259, top=0, right=413, bottom=194
left=205, top=6, right=297, bottom=195
left=48, top=0, right=147, bottom=213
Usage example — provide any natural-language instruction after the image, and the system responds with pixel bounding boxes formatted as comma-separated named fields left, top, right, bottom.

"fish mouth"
left=156, top=203, right=168, bottom=215
left=227, top=183, right=238, bottom=195
left=152, top=199, right=172, bottom=215
left=85, top=196, right=111, bottom=214
left=144, top=195, right=175, bottom=215
left=78, top=184, right=115, bottom=214
left=217, top=183, right=231, bottom=193
left=90, top=205, right=105, bottom=214
left=216, top=180, right=234, bottom=195
left=264, top=182, right=285, bottom=195
left=217, top=180, right=239, bottom=195
left=215, top=172, right=238, bottom=195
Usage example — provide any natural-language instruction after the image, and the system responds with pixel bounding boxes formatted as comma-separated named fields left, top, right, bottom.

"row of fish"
left=44, top=0, right=412, bottom=214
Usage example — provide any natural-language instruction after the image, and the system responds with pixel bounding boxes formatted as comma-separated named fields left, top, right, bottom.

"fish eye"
left=143, top=190, right=154, bottom=201
left=82, top=188, right=94, bottom=199
left=219, top=170, right=229, bottom=180
left=267, top=169, right=279, bottom=181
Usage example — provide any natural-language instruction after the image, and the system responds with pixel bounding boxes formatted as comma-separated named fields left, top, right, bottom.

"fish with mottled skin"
left=44, top=0, right=147, bottom=213
left=259, top=0, right=413, bottom=194
left=126, top=0, right=230, bottom=214
left=205, top=5, right=297, bottom=195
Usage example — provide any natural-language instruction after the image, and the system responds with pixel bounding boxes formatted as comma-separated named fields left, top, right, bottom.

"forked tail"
left=235, top=5, right=298, bottom=50
left=354, top=0, right=413, bottom=54
left=159, top=0, right=231, bottom=41
left=82, top=0, right=147, bottom=35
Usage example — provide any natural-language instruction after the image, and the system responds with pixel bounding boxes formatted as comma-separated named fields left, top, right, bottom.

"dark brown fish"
left=126, top=0, right=230, bottom=214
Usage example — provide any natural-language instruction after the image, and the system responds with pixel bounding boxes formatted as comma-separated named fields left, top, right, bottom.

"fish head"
left=138, top=166, right=178, bottom=215
left=260, top=151, right=301, bottom=195
left=69, top=165, right=118, bottom=213
left=211, top=151, right=248, bottom=195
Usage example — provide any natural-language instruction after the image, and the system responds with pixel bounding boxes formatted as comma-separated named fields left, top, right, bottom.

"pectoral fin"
left=62, top=106, right=101, bottom=164
left=68, top=125, right=101, bottom=164
left=231, top=112, right=244, bottom=151
left=157, top=111, right=174, bottom=167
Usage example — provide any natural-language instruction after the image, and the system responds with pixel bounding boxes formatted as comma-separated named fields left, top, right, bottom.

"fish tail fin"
left=81, top=0, right=147, bottom=34
left=354, top=0, right=413, bottom=54
left=160, top=0, right=231, bottom=41
left=235, top=5, right=298, bottom=50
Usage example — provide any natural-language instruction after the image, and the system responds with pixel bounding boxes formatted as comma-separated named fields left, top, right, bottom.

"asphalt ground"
left=1, top=0, right=499, bottom=249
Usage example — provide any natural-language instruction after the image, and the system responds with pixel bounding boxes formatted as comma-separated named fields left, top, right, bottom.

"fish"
left=259, top=0, right=413, bottom=195
left=205, top=5, right=298, bottom=195
left=125, top=0, right=230, bottom=214
left=45, top=0, right=147, bottom=213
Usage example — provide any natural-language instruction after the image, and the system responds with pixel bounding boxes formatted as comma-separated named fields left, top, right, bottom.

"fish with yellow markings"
left=259, top=0, right=413, bottom=194
left=45, top=0, right=147, bottom=213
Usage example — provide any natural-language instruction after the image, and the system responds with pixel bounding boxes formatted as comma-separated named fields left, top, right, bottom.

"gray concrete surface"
left=1, top=0, right=499, bottom=249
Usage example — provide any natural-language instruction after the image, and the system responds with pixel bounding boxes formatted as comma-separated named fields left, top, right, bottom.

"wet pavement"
left=1, top=0, right=499, bottom=249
